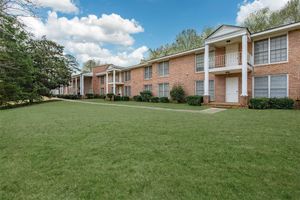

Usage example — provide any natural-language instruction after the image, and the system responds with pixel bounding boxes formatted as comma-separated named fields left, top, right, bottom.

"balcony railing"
left=209, top=52, right=253, bottom=68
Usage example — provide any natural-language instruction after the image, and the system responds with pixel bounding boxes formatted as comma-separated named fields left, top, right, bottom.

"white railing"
left=209, top=52, right=253, bottom=68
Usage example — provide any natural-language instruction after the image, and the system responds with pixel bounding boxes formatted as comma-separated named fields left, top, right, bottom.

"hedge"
left=57, top=94, right=81, bottom=99
left=133, top=95, right=142, bottom=102
left=249, top=98, right=294, bottom=109
left=186, top=96, right=203, bottom=106
left=150, top=97, right=159, bottom=103
left=159, top=97, right=169, bottom=103
left=140, top=90, right=152, bottom=102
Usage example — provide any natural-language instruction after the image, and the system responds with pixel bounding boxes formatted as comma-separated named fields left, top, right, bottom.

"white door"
left=225, top=44, right=239, bottom=66
left=226, top=77, right=239, bottom=103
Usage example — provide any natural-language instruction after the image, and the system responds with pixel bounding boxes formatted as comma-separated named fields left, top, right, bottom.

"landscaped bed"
left=0, top=101, right=299, bottom=199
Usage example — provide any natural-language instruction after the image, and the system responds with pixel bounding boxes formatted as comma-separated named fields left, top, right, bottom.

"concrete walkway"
left=60, top=99, right=226, bottom=114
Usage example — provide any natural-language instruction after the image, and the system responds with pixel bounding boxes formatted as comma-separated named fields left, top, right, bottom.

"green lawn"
left=84, top=98, right=208, bottom=110
left=0, top=101, right=300, bottom=199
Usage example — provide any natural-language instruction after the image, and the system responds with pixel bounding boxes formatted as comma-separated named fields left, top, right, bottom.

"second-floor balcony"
left=208, top=52, right=253, bottom=74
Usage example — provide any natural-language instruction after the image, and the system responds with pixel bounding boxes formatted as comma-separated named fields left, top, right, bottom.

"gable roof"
left=206, top=25, right=249, bottom=40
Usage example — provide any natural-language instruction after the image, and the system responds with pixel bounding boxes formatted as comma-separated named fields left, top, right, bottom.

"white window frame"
left=124, top=71, right=131, bottom=82
left=253, top=33, right=289, bottom=67
left=158, top=83, right=169, bottom=97
left=252, top=74, right=289, bottom=98
left=158, top=61, right=169, bottom=77
left=144, top=66, right=152, bottom=80
left=144, top=84, right=152, bottom=92
left=195, top=53, right=204, bottom=73
left=194, top=80, right=215, bottom=100
left=124, top=86, right=131, bottom=96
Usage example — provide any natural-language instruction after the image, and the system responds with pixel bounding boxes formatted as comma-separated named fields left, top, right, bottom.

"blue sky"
left=21, top=0, right=288, bottom=67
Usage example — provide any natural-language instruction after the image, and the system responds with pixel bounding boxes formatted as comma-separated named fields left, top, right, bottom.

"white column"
left=106, top=72, right=109, bottom=94
left=241, top=34, right=248, bottom=96
left=113, top=70, right=116, bottom=94
left=80, top=74, right=84, bottom=96
left=204, top=44, right=210, bottom=96
left=75, top=77, right=78, bottom=94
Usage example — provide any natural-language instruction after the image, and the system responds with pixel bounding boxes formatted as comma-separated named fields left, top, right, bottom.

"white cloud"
left=19, top=12, right=148, bottom=67
left=236, top=0, right=289, bottom=24
left=32, top=0, right=78, bottom=13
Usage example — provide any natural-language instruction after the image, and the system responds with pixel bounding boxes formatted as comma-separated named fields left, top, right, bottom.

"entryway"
left=226, top=77, right=239, bottom=103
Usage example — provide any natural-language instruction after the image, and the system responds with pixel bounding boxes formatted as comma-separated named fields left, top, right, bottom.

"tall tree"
left=82, top=59, right=97, bottom=73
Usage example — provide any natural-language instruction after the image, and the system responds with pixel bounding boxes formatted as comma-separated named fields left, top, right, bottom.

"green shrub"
left=121, top=96, right=130, bottom=101
left=58, top=94, right=81, bottom=99
left=133, top=95, right=142, bottom=102
left=186, top=96, right=203, bottom=106
left=106, top=93, right=114, bottom=101
left=250, top=97, right=294, bottom=109
left=140, top=90, right=152, bottom=102
left=94, top=94, right=106, bottom=99
left=150, top=97, right=159, bottom=103
left=159, top=97, right=169, bottom=103
left=170, top=84, right=185, bottom=103
left=86, top=93, right=94, bottom=99
left=114, top=95, right=121, bottom=101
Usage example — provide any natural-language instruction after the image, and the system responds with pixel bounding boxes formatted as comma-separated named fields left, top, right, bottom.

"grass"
left=0, top=101, right=300, bottom=199
left=84, top=98, right=208, bottom=110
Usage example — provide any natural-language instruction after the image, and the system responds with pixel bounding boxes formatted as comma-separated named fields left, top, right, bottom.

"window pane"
left=270, top=75, right=287, bottom=98
left=196, top=54, right=204, bottom=72
left=209, top=51, right=215, bottom=69
left=164, top=62, right=169, bottom=75
left=254, top=76, right=268, bottom=97
left=209, top=80, right=215, bottom=101
left=254, top=39, right=269, bottom=65
left=195, top=80, right=204, bottom=96
left=270, top=35, right=287, bottom=63
left=164, top=83, right=169, bottom=97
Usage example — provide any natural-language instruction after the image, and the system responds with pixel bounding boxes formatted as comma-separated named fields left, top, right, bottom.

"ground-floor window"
left=195, top=80, right=215, bottom=101
left=158, top=83, right=169, bottom=97
left=144, top=84, right=152, bottom=92
left=100, top=88, right=105, bottom=95
left=124, top=86, right=131, bottom=96
left=254, top=74, right=288, bottom=98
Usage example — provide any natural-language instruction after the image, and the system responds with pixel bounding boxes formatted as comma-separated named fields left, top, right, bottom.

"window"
left=254, top=76, right=268, bottom=97
left=270, top=35, right=287, bottom=63
left=100, top=76, right=105, bottom=84
left=124, top=86, right=131, bottom=96
left=124, top=71, right=131, bottom=81
left=270, top=75, right=287, bottom=98
left=195, top=54, right=204, bottom=72
left=254, top=34, right=287, bottom=65
left=158, top=61, right=169, bottom=76
left=254, top=75, right=288, bottom=98
left=100, top=88, right=105, bottom=95
left=144, top=84, right=152, bottom=92
left=144, top=66, right=152, bottom=79
left=195, top=80, right=215, bottom=100
left=254, top=39, right=269, bottom=65
left=158, top=83, right=169, bottom=97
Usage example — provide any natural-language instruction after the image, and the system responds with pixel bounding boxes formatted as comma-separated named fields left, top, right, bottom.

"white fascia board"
left=251, top=22, right=300, bottom=38
left=205, top=30, right=248, bottom=45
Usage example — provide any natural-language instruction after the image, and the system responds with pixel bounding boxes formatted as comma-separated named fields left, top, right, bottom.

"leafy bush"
left=114, top=95, right=121, bottom=101
left=106, top=93, right=114, bottom=101
left=150, top=97, right=159, bottom=103
left=250, top=98, right=294, bottom=109
left=140, top=90, right=152, bottom=102
left=121, top=96, right=130, bottom=101
left=170, top=84, right=185, bottom=103
left=133, top=95, right=142, bottom=102
left=86, top=93, right=94, bottom=99
left=186, top=96, right=203, bottom=106
left=94, top=94, right=106, bottom=99
left=159, top=97, right=169, bottom=103
left=57, top=94, right=81, bottom=99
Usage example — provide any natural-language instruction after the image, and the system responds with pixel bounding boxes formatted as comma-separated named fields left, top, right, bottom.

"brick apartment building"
left=60, top=22, right=300, bottom=106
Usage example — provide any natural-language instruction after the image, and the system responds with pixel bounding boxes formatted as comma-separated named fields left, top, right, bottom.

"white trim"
left=287, top=74, right=289, bottom=97
left=206, top=30, right=248, bottom=44
left=268, top=75, right=271, bottom=98
left=251, top=22, right=300, bottom=37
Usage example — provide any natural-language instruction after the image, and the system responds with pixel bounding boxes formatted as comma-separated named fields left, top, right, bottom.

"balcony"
left=209, top=52, right=253, bottom=74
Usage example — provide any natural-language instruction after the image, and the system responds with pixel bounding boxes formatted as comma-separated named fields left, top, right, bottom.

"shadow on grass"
left=0, top=99, right=61, bottom=110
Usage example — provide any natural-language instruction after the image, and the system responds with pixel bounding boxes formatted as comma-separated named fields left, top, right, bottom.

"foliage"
left=242, top=0, right=300, bottom=33
left=140, top=90, right=152, bottom=102
left=114, top=95, right=121, bottom=101
left=82, top=59, right=97, bottom=73
left=0, top=12, right=78, bottom=105
left=121, top=96, right=130, bottom=101
left=106, top=93, right=114, bottom=101
left=150, top=97, right=159, bottom=103
left=186, top=96, right=203, bottom=106
left=148, top=27, right=214, bottom=59
left=170, top=84, right=185, bottom=103
left=249, top=98, right=294, bottom=109
left=56, top=94, right=81, bottom=99
left=133, top=95, right=142, bottom=102
left=86, top=93, right=94, bottom=99
left=159, top=97, right=169, bottom=103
